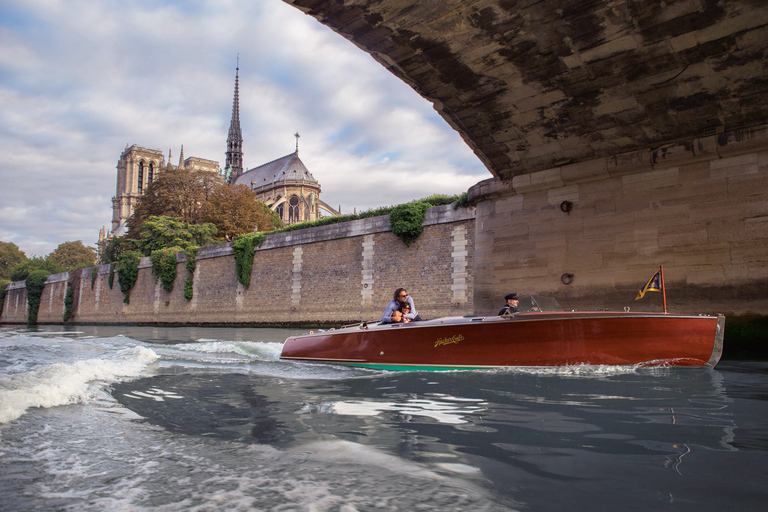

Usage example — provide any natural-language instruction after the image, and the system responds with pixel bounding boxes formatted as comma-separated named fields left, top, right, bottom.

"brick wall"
left=1, top=205, right=475, bottom=325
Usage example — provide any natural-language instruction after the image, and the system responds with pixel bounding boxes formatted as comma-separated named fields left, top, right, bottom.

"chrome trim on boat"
left=706, top=315, right=725, bottom=369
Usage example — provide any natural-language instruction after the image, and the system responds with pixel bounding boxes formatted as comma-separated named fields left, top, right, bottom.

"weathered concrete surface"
left=286, top=0, right=768, bottom=180
left=468, top=125, right=768, bottom=314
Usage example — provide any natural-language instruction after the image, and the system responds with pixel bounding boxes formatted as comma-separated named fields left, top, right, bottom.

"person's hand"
left=391, top=311, right=403, bottom=322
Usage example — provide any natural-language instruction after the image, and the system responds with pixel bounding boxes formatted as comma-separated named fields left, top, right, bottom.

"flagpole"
left=660, top=265, right=667, bottom=314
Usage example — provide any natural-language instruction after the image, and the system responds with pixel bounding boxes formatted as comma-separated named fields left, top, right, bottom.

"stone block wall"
left=1, top=205, right=475, bottom=325
left=469, top=125, right=768, bottom=315
left=2, top=281, right=27, bottom=323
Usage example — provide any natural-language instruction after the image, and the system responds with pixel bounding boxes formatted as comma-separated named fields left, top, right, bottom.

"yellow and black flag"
left=635, top=271, right=662, bottom=300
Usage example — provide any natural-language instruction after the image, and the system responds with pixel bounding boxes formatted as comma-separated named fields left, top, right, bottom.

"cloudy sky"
left=0, top=0, right=489, bottom=257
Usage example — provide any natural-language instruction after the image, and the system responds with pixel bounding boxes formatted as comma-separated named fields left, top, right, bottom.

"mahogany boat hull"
left=280, top=312, right=725, bottom=371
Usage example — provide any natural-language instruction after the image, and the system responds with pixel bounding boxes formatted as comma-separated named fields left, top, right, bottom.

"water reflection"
left=300, top=394, right=487, bottom=424
left=106, top=358, right=768, bottom=510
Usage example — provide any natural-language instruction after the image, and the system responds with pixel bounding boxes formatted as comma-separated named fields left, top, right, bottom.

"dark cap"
left=505, top=293, right=518, bottom=300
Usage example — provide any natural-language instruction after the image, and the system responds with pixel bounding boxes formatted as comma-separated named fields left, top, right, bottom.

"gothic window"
left=289, top=195, right=300, bottom=223
left=138, top=162, right=144, bottom=193
left=148, top=163, right=154, bottom=184
left=276, top=203, right=284, bottom=221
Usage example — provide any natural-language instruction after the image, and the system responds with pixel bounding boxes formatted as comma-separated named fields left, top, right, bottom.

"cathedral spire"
left=226, top=55, right=244, bottom=184
left=178, top=145, right=184, bottom=169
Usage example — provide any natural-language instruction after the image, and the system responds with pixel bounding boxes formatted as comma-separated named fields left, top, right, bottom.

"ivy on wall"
left=63, top=283, right=75, bottom=322
left=25, top=270, right=50, bottom=324
left=232, top=233, right=265, bottom=289
left=108, top=263, right=115, bottom=289
left=0, top=279, right=10, bottom=318
left=116, top=250, right=142, bottom=304
left=90, top=267, right=98, bottom=289
left=183, top=247, right=198, bottom=301
left=184, top=275, right=194, bottom=301
left=389, top=202, right=430, bottom=247
left=150, top=247, right=181, bottom=292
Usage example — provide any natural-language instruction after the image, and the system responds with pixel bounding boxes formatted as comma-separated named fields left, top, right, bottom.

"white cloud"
left=0, top=0, right=489, bottom=257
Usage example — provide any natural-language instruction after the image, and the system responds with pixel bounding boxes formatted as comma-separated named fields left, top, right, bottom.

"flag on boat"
left=635, top=271, right=662, bottom=300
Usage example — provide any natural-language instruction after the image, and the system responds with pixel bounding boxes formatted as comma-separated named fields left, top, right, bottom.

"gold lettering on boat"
left=435, top=334, right=464, bottom=348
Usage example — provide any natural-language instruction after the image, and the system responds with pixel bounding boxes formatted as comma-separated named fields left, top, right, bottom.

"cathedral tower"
left=225, top=59, right=244, bottom=183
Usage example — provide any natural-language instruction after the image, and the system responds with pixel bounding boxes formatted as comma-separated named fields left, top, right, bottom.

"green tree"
left=99, top=235, right=136, bottom=264
left=0, top=241, right=28, bottom=280
left=9, top=257, right=66, bottom=282
left=136, top=216, right=217, bottom=256
left=127, top=166, right=224, bottom=238
left=201, top=184, right=282, bottom=241
left=49, top=240, right=97, bottom=269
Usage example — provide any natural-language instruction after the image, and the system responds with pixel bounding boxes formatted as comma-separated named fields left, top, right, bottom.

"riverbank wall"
left=1, top=205, right=475, bottom=325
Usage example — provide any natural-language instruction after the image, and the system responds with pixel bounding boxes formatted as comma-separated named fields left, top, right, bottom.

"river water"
left=1, top=324, right=766, bottom=511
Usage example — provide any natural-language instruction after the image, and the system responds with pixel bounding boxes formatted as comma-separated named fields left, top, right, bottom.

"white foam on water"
left=490, top=363, right=661, bottom=378
left=0, top=346, right=159, bottom=424
left=173, top=340, right=284, bottom=360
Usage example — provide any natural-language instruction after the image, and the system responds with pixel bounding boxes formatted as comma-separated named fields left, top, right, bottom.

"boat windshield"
left=517, top=295, right=562, bottom=312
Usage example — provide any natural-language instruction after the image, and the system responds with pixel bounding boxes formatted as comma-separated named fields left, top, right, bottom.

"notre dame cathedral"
left=100, top=63, right=339, bottom=247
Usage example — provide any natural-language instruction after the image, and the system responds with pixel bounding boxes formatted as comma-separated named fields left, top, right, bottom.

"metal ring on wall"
left=561, top=272, right=574, bottom=285
left=560, top=201, right=573, bottom=213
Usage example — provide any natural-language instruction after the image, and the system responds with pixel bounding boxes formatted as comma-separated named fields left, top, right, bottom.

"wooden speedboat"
left=280, top=295, right=724, bottom=370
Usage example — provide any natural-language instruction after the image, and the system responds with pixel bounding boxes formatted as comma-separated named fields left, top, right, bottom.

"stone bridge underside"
left=287, top=0, right=768, bottom=181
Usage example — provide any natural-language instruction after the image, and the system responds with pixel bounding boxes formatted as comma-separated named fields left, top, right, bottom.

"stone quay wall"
left=1, top=205, right=475, bottom=325
left=469, top=124, right=768, bottom=315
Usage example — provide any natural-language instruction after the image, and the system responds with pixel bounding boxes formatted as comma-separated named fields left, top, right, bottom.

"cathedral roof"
left=233, top=151, right=318, bottom=189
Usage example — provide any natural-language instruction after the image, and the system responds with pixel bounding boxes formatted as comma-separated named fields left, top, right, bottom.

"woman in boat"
left=400, top=303, right=412, bottom=323
left=382, top=288, right=420, bottom=323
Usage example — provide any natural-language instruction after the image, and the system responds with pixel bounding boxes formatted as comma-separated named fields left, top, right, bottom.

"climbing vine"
left=0, top=279, right=10, bottom=318
left=389, top=201, right=430, bottom=247
left=91, top=267, right=98, bottom=289
left=25, top=270, right=50, bottom=324
left=184, top=246, right=199, bottom=274
left=116, top=250, right=142, bottom=304
left=182, top=246, right=198, bottom=301
left=184, top=275, right=194, bottom=301
left=150, top=247, right=181, bottom=292
left=232, top=233, right=265, bottom=289
left=63, top=282, right=75, bottom=322
left=108, top=263, right=115, bottom=289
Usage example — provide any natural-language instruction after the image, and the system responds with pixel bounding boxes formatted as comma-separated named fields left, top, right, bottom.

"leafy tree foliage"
left=201, top=184, right=282, bottom=241
left=9, top=257, right=66, bottom=282
left=100, top=235, right=136, bottom=264
left=127, top=166, right=224, bottom=238
left=49, top=240, right=97, bottom=270
left=0, top=241, right=28, bottom=280
left=136, top=216, right=217, bottom=256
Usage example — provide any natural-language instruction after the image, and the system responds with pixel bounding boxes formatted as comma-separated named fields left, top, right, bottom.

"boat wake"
left=0, top=346, right=159, bottom=424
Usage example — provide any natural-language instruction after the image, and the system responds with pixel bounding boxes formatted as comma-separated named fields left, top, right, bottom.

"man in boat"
left=498, top=293, right=519, bottom=316
left=382, top=288, right=421, bottom=323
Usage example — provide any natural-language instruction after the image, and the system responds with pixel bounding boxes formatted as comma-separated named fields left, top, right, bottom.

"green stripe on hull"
left=334, top=362, right=496, bottom=371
